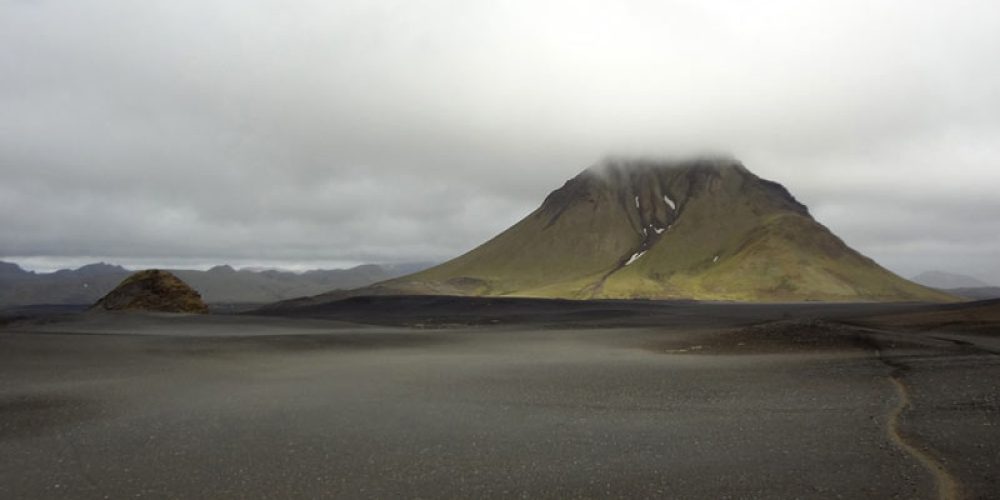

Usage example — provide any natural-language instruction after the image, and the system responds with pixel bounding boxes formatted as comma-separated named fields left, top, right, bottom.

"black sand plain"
left=2, top=298, right=998, bottom=499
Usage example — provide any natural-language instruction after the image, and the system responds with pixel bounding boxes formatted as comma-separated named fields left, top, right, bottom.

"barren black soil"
left=1, top=298, right=998, bottom=498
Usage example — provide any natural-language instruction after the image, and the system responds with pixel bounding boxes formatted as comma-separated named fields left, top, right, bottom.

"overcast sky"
left=2, top=1, right=999, bottom=282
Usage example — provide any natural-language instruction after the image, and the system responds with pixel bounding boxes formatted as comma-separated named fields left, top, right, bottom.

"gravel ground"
left=0, top=304, right=997, bottom=499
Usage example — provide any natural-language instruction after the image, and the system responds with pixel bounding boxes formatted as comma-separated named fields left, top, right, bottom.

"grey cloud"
left=2, top=0, right=1000, bottom=283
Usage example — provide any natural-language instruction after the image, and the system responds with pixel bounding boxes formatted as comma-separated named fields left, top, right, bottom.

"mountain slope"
left=338, top=157, right=951, bottom=302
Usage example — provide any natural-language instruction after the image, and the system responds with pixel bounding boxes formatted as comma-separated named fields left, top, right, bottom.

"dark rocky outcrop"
left=91, top=270, right=209, bottom=313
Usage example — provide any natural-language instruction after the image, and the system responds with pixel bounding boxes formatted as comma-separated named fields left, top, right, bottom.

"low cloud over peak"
left=2, top=1, right=999, bottom=282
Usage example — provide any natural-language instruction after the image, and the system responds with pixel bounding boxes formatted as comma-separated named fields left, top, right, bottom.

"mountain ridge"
left=0, top=261, right=432, bottom=306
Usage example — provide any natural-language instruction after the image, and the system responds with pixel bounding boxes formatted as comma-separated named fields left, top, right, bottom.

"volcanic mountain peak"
left=92, top=269, right=209, bottom=313
left=542, top=157, right=808, bottom=238
left=290, top=157, right=952, bottom=304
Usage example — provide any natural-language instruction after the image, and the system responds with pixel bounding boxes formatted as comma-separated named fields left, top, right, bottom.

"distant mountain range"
left=272, top=157, right=951, bottom=310
left=0, top=261, right=432, bottom=307
left=939, top=287, right=1000, bottom=301
left=909, top=270, right=999, bottom=301
left=912, top=270, right=991, bottom=289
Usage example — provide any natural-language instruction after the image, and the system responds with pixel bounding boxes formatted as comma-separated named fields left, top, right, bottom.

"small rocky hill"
left=91, top=270, right=209, bottom=313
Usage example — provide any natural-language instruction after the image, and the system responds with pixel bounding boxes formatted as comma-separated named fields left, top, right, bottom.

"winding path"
left=878, top=349, right=961, bottom=500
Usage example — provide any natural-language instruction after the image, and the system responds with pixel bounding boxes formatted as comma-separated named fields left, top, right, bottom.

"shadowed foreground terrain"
left=1, top=299, right=998, bottom=498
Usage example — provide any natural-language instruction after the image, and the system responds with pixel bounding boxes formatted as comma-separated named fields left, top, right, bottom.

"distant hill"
left=0, top=261, right=432, bottom=306
left=278, top=157, right=951, bottom=307
left=912, top=270, right=991, bottom=289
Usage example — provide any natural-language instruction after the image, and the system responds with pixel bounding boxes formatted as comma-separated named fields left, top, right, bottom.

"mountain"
left=0, top=261, right=431, bottom=306
left=912, top=270, right=991, bottom=289
left=909, top=271, right=998, bottom=301
left=168, top=264, right=392, bottom=303
left=0, top=261, right=30, bottom=278
left=0, top=262, right=131, bottom=306
left=287, top=157, right=952, bottom=304
left=92, top=270, right=208, bottom=313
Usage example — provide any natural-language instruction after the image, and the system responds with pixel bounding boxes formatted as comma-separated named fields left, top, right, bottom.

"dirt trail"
left=879, top=351, right=961, bottom=500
